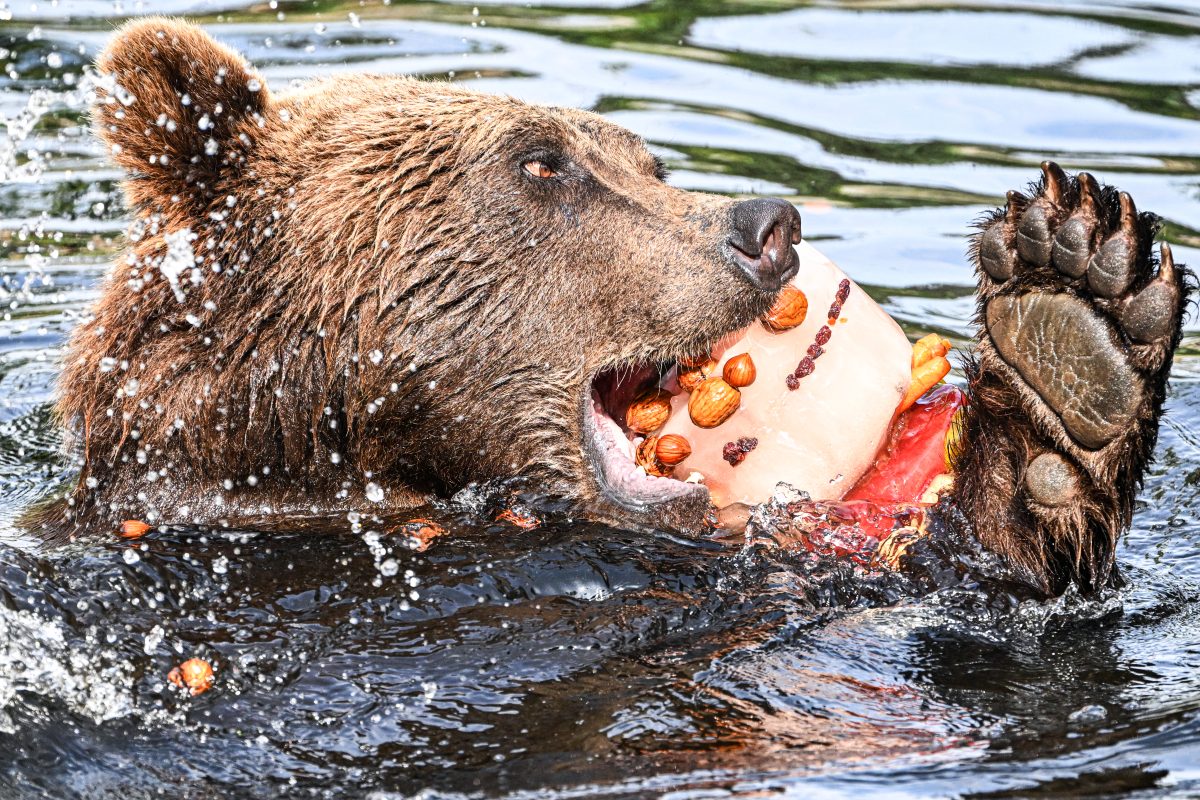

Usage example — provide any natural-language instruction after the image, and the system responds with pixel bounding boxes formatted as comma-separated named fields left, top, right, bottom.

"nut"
left=625, top=388, right=672, bottom=434
left=873, top=526, right=927, bottom=571
left=722, top=353, right=756, bottom=388
left=119, top=519, right=151, bottom=539
left=635, top=437, right=673, bottom=477
left=677, top=359, right=716, bottom=393
left=396, top=518, right=446, bottom=552
left=654, top=434, right=692, bottom=466
left=762, top=285, right=808, bottom=331
left=688, top=377, right=741, bottom=428
left=168, top=657, right=214, bottom=696
left=679, top=352, right=713, bottom=368
left=497, top=507, right=541, bottom=529
left=678, top=368, right=704, bottom=393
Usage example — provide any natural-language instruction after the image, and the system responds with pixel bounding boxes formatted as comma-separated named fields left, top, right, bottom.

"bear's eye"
left=523, top=160, right=557, bottom=179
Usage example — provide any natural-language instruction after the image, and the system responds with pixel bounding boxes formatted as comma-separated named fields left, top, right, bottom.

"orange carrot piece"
left=899, top=355, right=952, bottom=414
left=911, top=333, right=950, bottom=369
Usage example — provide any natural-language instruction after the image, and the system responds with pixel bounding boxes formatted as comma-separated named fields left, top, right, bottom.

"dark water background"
left=3, top=1, right=1200, bottom=797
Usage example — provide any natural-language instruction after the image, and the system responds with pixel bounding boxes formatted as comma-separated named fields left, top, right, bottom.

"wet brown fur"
left=57, top=17, right=777, bottom=533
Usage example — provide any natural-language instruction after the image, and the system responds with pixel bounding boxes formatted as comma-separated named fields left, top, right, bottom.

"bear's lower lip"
left=583, top=364, right=706, bottom=510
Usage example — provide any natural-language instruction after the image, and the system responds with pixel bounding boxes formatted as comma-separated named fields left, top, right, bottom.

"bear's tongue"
left=642, top=242, right=912, bottom=507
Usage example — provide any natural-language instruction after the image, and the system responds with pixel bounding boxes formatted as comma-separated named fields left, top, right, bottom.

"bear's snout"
left=726, top=198, right=803, bottom=290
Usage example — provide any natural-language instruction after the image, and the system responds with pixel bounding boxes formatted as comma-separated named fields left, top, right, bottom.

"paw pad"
left=1050, top=171, right=1100, bottom=278
left=1121, top=243, right=1179, bottom=343
left=986, top=292, right=1140, bottom=449
left=1025, top=453, right=1080, bottom=507
left=1086, top=193, right=1139, bottom=298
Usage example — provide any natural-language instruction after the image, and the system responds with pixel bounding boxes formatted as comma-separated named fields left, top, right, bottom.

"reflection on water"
left=2, top=0, right=1200, bottom=796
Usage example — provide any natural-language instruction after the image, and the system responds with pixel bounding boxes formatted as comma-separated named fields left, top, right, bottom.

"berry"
left=722, top=437, right=759, bottom=467
left=836, top=279, right=851, bottom=303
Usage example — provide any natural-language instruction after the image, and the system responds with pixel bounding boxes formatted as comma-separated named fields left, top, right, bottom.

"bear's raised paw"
left=951, top=162, right=1192, bottom=595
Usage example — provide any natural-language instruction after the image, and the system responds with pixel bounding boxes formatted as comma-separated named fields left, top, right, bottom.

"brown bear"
left=52, top=18, right=1189, bottom=598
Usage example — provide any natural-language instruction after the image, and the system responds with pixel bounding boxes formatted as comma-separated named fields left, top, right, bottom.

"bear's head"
left=62, top=18, right=802, bottom=531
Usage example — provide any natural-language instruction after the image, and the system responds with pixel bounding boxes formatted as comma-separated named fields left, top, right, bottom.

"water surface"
left=2, top=1, right=1200, bottom=796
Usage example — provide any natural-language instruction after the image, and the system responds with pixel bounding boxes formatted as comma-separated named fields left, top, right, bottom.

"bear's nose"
left=726, top=198, right=802, bottom=291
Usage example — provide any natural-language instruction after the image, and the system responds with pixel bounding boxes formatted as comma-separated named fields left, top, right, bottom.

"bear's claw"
left=951, top=162, right=1191, bottom=595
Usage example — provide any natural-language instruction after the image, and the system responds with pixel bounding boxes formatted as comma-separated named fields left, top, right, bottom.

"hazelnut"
left=625, top=388, right=672, bottom=434
left=678, top=352, right=713, bottom=368
left=762, top=285, right=808, bottom=331
left=496, top=507, right=540, bottom=529
left=654, top=434, right=692, bottom=466
left=119, top=519, right=151, bottom=539
left=688, top=377, right=741, bottom=428
left=635, top=437, right=673, bottom=477
left=168, top=657, right=214, bottom=696
left=396, top=518, right=446, bottom=552
left=721, top=353, right=756, bottom=388
left=677, top=358, right=716, bottom=393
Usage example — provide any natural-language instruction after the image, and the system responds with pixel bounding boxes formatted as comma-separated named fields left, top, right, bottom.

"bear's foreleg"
left=949, top=162, right=1192, bottom=595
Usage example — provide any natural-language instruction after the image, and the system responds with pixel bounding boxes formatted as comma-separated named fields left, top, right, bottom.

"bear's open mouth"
left=584, top=359, right=709, bottom=509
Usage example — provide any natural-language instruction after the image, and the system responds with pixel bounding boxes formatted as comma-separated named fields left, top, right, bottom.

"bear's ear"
left=93, top=18, right=268, bottom=198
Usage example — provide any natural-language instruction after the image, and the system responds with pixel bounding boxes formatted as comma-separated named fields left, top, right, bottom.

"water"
left=3, top=1, right=1200, bottom=796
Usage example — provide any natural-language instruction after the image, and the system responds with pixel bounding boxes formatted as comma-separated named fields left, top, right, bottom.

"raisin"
left=836, top=279, right=851, bottom=303
left=722, top=437, right=759, bottom=467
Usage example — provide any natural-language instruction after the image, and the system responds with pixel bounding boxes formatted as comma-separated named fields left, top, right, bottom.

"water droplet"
left=365, top=482, right=384, bottom=503
left=143, top=624, right=165, bottom=655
